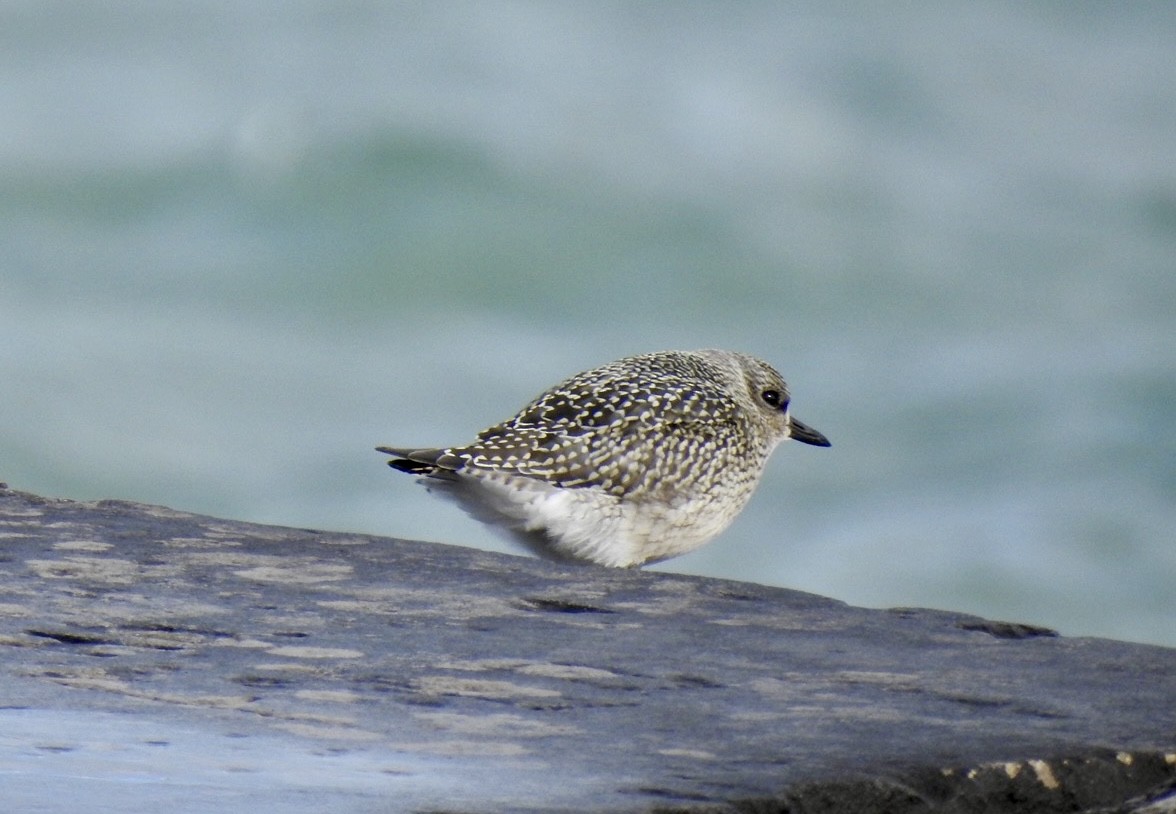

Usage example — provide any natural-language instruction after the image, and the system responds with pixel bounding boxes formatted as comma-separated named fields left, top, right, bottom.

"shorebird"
left=378, top=349, right=829, bottom=567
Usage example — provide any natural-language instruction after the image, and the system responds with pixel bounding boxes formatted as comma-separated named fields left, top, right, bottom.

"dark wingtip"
left=378, top=445, right=449, bottom=475
left=388, top=458, right=435, bottom=475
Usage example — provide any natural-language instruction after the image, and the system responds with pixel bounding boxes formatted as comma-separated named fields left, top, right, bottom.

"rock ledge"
left=1, top=485, right=1173, bottom=813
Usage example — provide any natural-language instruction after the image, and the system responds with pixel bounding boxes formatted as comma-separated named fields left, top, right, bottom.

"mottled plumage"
left=377, top=349, right=829, bottom=567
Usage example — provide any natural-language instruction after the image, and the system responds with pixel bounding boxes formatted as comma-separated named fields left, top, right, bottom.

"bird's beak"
left=788, top=416, right=831, bottom=447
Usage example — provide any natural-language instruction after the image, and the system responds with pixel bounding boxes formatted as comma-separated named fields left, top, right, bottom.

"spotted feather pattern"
left=378, top=349, right=828, bottom=567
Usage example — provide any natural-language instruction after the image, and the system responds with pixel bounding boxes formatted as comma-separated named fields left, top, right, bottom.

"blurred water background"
left=2, top=2, right=1172, bottom=646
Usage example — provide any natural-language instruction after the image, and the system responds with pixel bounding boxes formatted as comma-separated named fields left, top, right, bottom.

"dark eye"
left=761, top=389, right=787, bottom=409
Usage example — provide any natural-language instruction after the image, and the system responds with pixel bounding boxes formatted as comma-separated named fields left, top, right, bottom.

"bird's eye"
left=761, top=389, right=787, bottom=409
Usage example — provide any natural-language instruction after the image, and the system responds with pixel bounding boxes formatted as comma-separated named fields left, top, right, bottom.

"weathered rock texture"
left=0, top=484, right=1173, bottom=813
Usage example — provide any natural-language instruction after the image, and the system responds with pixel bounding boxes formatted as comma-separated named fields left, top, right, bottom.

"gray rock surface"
left=0, top=484, right=1173, bottom=813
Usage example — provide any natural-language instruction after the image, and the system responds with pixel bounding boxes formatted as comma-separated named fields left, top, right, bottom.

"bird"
left=376, top=349, right=829, bottom=568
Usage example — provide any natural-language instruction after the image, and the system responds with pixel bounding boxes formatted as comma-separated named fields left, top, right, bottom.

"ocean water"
left=2, top=2, right=1173, bottom=647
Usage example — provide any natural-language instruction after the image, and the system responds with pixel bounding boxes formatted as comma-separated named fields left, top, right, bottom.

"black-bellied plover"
left=377, top=349, right=829, bottom=567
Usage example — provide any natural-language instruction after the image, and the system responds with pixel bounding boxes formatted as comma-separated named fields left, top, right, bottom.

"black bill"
left=788, top=417, right=831, bottom=447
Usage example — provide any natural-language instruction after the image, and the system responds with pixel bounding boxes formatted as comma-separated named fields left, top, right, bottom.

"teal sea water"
left=3, top=3, right=1173, bottom=646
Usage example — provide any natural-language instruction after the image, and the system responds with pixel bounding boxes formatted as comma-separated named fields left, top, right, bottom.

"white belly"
left=421, top=470, right=749, bottom=567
